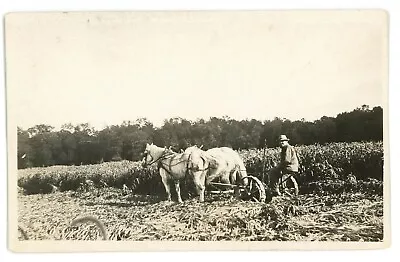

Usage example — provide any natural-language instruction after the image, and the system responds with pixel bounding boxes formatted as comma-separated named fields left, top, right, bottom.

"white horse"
left=206, top=147, right=248, bottom=185
left=184, top=145, right=248, bottom=199
left=142, top=143, right=207, bottom=203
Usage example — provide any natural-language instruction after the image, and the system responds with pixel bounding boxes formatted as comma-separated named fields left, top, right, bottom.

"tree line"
left=17, top=105, right=383, bottom=169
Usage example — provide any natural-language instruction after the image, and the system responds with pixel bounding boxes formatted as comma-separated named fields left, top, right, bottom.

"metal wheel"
left=278, top=174, right=299, bottom=197
left=240, top=176, right=266, bottom=202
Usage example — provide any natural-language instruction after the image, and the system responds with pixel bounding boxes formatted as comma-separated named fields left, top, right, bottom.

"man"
left=268, top=134, right=299, bottom=196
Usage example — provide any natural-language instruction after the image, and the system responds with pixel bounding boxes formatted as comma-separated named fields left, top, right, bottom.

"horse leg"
left=221, top=171, right=230, bottom=185
left=228, top=170, right=242, bottom=199
left=159, top=168, right=172, bottom=202
left=193, top=171, right=206, bottom=202
left=205, top=170, right=218, bottom=186
left=174, top=181, right=183, bottom=203
left=218, top=172, right=231, bottom=193
left=229, top=170, right=236, bottom=185
left=206, top=166, right=223, bottom=186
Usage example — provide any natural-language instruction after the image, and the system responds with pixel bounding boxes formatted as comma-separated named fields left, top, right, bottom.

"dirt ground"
left=17, top=188, right=384, bottom=241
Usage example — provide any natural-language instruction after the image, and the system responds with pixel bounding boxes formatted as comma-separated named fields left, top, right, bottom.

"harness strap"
left=185, top=154, right=191, bottom=177
left=146, top=149, right=176, bottom=167
left=158, top=157, right=172, bottom=176
left=157, top=152, right=191, bottom=177
left=168, top=156, right=173, bottom=174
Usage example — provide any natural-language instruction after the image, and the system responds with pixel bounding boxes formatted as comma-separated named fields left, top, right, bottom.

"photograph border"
left=5, top=9, right=391, bottom=252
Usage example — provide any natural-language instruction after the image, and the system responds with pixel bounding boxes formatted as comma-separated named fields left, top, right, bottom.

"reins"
left=146, top=146, right=244, bottom=175
left=145, top=148, right=193, bottom=176
left=143, top=148, right=175, bottom=167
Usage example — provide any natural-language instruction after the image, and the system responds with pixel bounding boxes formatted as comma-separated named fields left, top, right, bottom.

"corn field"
left=17, top=141, right=384, bottom=241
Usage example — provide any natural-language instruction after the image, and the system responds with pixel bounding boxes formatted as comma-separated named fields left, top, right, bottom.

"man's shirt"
left=280, top=145, right=299, bottom=172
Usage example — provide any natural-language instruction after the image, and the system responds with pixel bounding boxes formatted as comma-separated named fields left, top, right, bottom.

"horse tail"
left=230, top=149, right=248, bottom=186
left=238, top=161, right=247, bottom=178
left=237, top=160, right=248, bottom=186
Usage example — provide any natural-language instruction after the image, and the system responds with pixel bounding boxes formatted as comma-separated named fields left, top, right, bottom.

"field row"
left=18, top=141, right=384, bottom=196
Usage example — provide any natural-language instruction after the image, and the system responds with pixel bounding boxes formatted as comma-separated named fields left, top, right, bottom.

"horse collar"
left=148, top=148, right=170, bottom=165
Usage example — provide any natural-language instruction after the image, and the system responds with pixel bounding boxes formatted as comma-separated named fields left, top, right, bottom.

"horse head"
left=141, top=143, right=165, bottom=168
left=141, top=143, right=151, bottom=168
left=184, top=145, right=218, bottom=172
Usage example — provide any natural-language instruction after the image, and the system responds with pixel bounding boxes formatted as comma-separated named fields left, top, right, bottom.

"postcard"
left=6, top=10, right=390, bottom=252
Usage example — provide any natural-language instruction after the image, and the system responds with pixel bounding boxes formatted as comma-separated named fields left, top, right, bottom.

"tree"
left=335, top=106, right=383, bottom=142
left=27, top=124, right=54, bottom=137
left=16, top=105, right=383, bottom=168
left=17, top=127, right=33, bottom=169
left=59, top=128, right=77, bottom=165
left=98, top=126, right=123, bottom=162
left=314, top=116, right=337, bottom=144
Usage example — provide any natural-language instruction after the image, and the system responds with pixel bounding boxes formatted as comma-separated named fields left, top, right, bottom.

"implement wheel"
left=240, top=176, right=266, bottom=202
left=278, top=174, right=299, bottom=197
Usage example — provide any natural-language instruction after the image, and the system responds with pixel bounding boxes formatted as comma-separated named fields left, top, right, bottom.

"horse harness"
left=147, top=147, right=242, bottom=179
left=146, top=148, right=193, bottom=178
left=154, top=149, right=213, bottom=178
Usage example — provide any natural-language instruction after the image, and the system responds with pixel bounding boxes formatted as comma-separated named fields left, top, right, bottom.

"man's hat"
left=278, top=135, right=290, bottom=141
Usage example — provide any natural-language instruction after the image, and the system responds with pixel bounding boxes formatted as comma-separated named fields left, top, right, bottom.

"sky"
left=6, top=11, right=387, bottom=130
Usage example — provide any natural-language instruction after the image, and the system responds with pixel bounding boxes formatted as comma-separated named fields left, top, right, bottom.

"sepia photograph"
left=6, top=10, right=389, bottom=252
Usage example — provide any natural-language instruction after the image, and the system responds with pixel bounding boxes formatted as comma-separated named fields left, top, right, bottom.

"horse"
left=142, top=143, right=207, bottom=203
left=184, top=145, right=248, bottom=199
left=206, top=147, right=248, bottom=185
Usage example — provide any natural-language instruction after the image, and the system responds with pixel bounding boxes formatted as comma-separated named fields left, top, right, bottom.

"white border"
left=1, top=0, right=399, bottom=261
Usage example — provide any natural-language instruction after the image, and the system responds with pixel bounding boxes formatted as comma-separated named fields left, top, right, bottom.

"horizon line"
left=17, top=104, right=382, bottom=131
